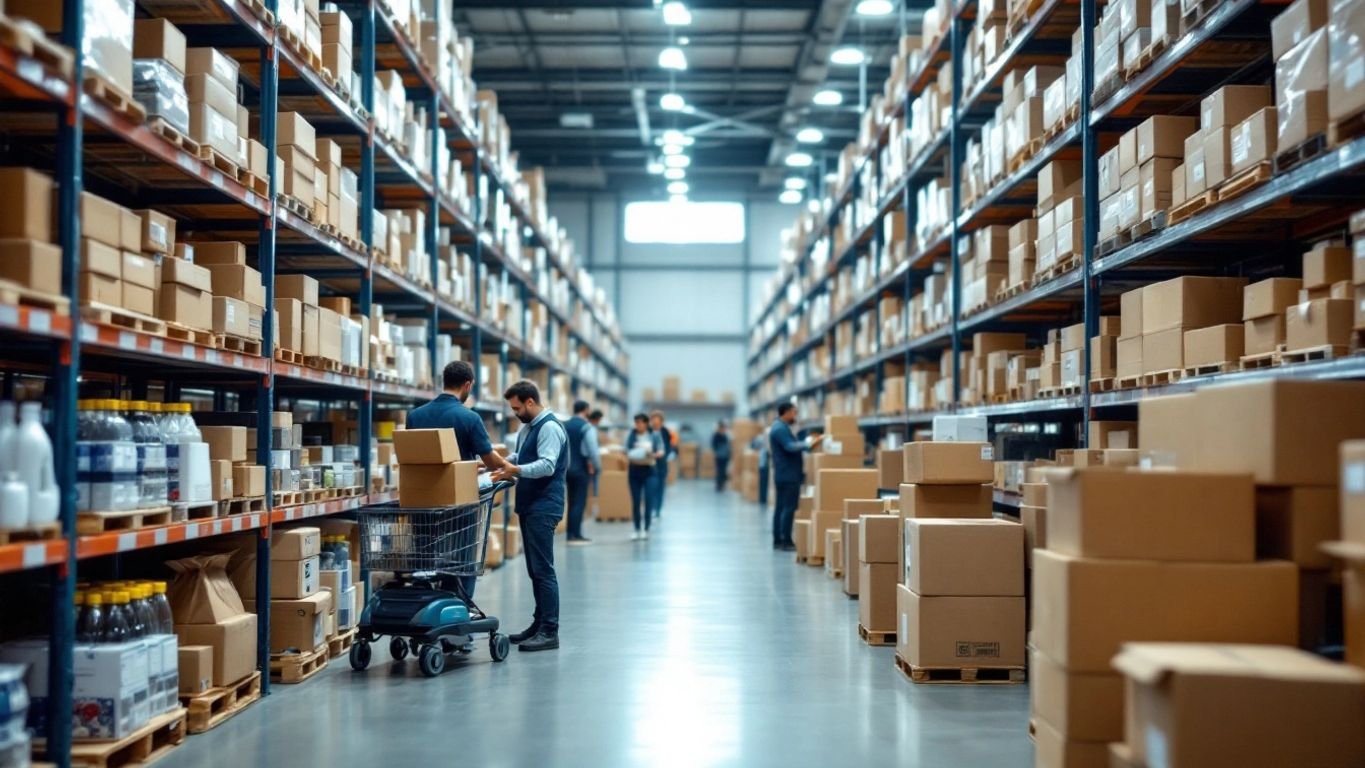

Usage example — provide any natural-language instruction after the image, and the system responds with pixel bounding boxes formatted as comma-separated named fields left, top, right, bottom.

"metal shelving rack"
left=0, top=2, right=628, bottom=763
left=747, top=0, right=1365, bottom=441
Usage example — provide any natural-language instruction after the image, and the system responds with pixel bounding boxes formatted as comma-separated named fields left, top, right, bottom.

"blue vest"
left=516, top=413, right=567, bottom=517
left=565, top=415, right=589, bottom=478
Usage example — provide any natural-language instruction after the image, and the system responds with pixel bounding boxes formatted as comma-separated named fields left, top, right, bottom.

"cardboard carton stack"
left=132, top=19, right=190, bottom=138
left=393, top=428, right=478, bottom=508
left=898, top=437, right=994, bottom=581
left=1286, top=242, right=1355, bottom=353
left=186, top=48, right=245, bottom=169
left=11, top=0, right=134, bottom=103
left=809, top=464, right=877, bottom=564
left=1272, top=0, right=1329, bottom=155
left=896, top=518, right=1025, bottom=679
left=1031, top=466, right=1299, bottom=767
left=1329, top=0, right=1365, bottom=128
left=858, top=514, right=900, bottom=639
left=0, top=168, right=61, bottom=298
left=1332, top=441, right=1365, bottom=669
left=253, top=527, right=333, bottom=656
left=1119, top=275, right=1247, bottom=377
left=278, top=112, right=318, bottom=215
left=1175, top=85, right=1273, bottom=209
left=320, top=10, right=353, bottom=90
left=169, top=553, right=258, bottom=695
left=158, top=252, right=214, bottom=332
left=195, top=241, right=265, bottom=345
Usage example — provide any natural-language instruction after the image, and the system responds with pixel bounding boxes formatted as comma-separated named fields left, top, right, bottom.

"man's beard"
left=516, top=412, right=533, bottom=424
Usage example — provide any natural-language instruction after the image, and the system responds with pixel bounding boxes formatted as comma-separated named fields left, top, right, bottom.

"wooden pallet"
left=1167, top=189, right=1216, bottom=226
left=1038, top=385, right=1080, bottom=398
left=82, top=303, right=167, bottom=336
left=182, top=502, right=220, bottom=521
left=276, top=193, right=311, bottom=219
left=1329, top=108, right=1365, bottom=148
left=222, top=496, right=266, bottom=515
left=241, top=170, right=269, bottom=197
left=147, top=118, right=199, bottom=154
left=305, top=356, right=342, bottom=372
left=0, top=14, right=75, bottom=77
left=165, top=321, right=215, bottom=347
left=274, top=347, right=303, bottom=364
left=84, top=73, right=146, bottom=123
left=197, top=144, right=241, bottom=180
left=216, top=333, right=262, bottom=355
left=1281, top=344, right=1350, bottom=365
left=269, top=644, right=329, bottom=684
left=273, top=490, right=302, bottom=506
left=994, top=280, right=1029, bottom=303
left=1239, top=348, right=1283, bottom=370
left=1143, top=368, right=1183, bottom=386
left=0, top=279, right=68, bottom=313
left=1122, top=37, right=1166, bottom=80
left=1031, top=254, right=1080, bottom=286
left=1180, top=0, right=1219, bottom=31
left=895, top=653, right=1026, bottom=685
left=1274, top=133, right=1327, bottom=175
left=0, top=521, right=60, bottom=545
left=1116, top=374, right=1144, bottom=389
left=1183, top=361, right=1238, bottom=378
left=76, top=506, right=173, bottom=535
left=328, top=627, right=358, bottom=659
left=181, top=671, right=261, bottom=734
left=858, top=624, right=895, bottom=647
left=804, top=555, right=824, bottom=567
left=61, top=708, right=186, bottom=768
left=1215, top=161, right=1271, bottom=203
left=1088, top=377, right=1115, bottom=393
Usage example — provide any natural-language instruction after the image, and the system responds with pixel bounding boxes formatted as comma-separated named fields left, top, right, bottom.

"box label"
left=1345, top=461, right=1365, bottom=494
left=979, top=445, right=994, bottom=461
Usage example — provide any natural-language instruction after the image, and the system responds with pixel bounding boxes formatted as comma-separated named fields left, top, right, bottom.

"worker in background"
left=649, top=410, right=674, bottom=519
left=588, top=409, right=605, bottom=496
left=769, top=402, right=822, bottom=551
left=564, top=400, right=600, bottom=546
left=711, top=420, right=731, bottom=492
left=406, top=361, right=508, bottom=600
left=625, top=413, right=664, bottom=540
left=489, top=381, right=566, bottom=652
left=753, top=432, right=770, bottom=507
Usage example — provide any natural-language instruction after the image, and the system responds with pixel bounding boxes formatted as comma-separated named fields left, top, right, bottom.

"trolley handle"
left=481, top=478, right=516, bottom=501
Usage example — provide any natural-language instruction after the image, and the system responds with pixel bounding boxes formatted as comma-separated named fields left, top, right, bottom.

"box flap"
left=165, top=552, right=246, bottom=623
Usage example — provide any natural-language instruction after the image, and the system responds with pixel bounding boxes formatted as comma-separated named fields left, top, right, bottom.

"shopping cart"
left=349, top=479, right=515, bottom=677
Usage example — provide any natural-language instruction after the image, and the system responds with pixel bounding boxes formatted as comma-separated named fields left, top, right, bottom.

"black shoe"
left=780, top=543, right=797, bottom=552
left=510, top=624, right=540, bottom=644
left=518, top=631, right=559, bottom=652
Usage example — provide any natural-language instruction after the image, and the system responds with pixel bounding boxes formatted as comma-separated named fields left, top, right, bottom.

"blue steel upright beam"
left=948, top=10, right=965, bottom=407
left=1080, top=0, right=1099, bottom=443
left=471, top=146, right=485, bottom=403
left=359, top=0, right=376, bottom=501
left=426, top=92, right=440, bottom=385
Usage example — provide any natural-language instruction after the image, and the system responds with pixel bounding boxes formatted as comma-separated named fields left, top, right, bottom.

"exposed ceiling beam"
left=453, top=0, right=821, bottom=9
left=469, top=32, right=900, bottom=47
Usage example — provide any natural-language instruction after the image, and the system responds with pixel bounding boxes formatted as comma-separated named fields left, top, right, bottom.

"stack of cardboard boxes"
left=857, top=514, right=900, bottom=638
left=196, top=241, right=265, bottom=344
left=0, top=168, right=61, bottom=299
left=1286, top=242, right=1355, bottom=354
left=1114, top=275, right=1247, bottom=379
left=159, top=249, right=214, bottom=332
left=1096, top=115, right=1197, bottom=243
left=279, top=112, right=318, bottom=215
left=595, top=451, right=631, bottom=522
left=898, top=435, right=995, bottom=579
left=253, top=527, right=333, bottom=659
left=132, top=19, right=190, bottom=138
left=321, top=10, right=353, bottom=88
left=186, top=47, right=245, bottom=169
left=393, top=428, right=478, bottom=508
left=170, top=553, right=258, bottom=697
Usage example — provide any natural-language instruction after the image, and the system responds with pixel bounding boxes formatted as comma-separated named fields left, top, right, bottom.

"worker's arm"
left=469, top=416, right=504, bottom=471
left=510, top=420, right=565, bottom=478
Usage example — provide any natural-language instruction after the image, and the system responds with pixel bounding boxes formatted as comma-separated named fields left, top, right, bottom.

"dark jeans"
left=758, top=464, right=769, bottom=506
left=773, top=481, right=801, bottom=545
left=518, top=508, right=561, bottom=633
left=628, top=466, right=652, bottom=531
left=715, top=456, right=729, bottom=491
left=565, top=471, right=589, bottom=539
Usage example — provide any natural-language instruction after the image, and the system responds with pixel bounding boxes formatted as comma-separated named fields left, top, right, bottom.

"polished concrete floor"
left=162, top=480, right=1033, bottom=767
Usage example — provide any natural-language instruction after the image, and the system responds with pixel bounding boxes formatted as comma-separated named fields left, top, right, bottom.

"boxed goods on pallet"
left=169, top=553, right=257, bottom=689
left=132, top=19, right=189, bottom=136
left=12, top=0, right=134, bottom=96
left=186, top=48, right=244, bottom=166
left=0, top=168, right=60, bottom=296
left=858, top=514, right=900, bottom=635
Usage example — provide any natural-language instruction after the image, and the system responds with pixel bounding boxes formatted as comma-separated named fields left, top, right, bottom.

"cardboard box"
left=192, top=241, right=245, bottom=265
left=898, top=482, right=992, bottom=519
left=185, top=72, right=237, bottom=120
left=267, top=592, right=331, bottom=653
left=0, top=239, right=60, bottom=294
left=859, top=514, right=900, bottom=564
left=173, top=613, right=256, bottom=687
left=903, top=518, right=1023, bottom=596
left=1113, top=643, right=1365, bottom=768
left=843, top=498, right=884, bottom=522
left=399, top=460, right=479, bottom=508
left=177, top=645, right=212, bottom=695
left=902, top=442, right=993, bottom=484
left=1286, top=298, right=1353, bottom=349
left=1142, top=327, right=1184, bottom=372
left=876, top=448, right=904, bottom=490
left=1142, top=276, right=1247, bottom=333
left=1032, top=716, right=1109, bottom=768
left=1243, top=277, right=1303, bottom=319
left=276, top=273, right=319, bottom=306
left=814, top=469, right=878, bottom=512
left=1201, top=84, right=1273, bottom=131
left=275, top=298, right=303, bottom=351
left=1229, top=107, right=1277, bottom=175
left=206, top=264, right=265, bottom=307
left=1047, top=468, right=1255, bottom=562
left=858, top=562, right=898, bottom=631
left=1304, top=244, right=1353, bottom=289
left=80, top=192, right=122, bottom=248
left=118, top=208, right=140, bottom=253
left=1184, top=138, right=1207, bottom=197
left=0, top=168, right=52, bottom=242
left=233, top=464, right=265, bottom=497
left=1182, top=323, right=1244, bottom=367
left=393, top=428, right=461, bottom=463
left=212, top=296, right=250, bottom=338
left=807, top=509, right=842, bottom=559
left=1139, top=157, right=1178, bottom=220
left=185, top=47, right=237, bottom=89
left=1031, top=650, right=1123, bottom=745
left=189, top=103, right=238, bottom=159
left=895, top=586, right=1025, bottom=668
left=201, top=425, right=247, bottom=463
left=1137, top=114, right=1198, bottom=163
left=1344, top=441, right=1365, bottom=544
left=79, top=271, right=119, bottom=306
left=1244, top=314, right=1286, bottom=356
left=1272, top=0, right=1329, bottom=59
left=1328, top=0, right=1365, bottom=122
left=931, top=414, right=988, bottom=442
left=209, top=458, right=232, bottom=501
left=301, top=305, right=319, bottom=356
left=1276, top=29, right=1330, bottom=148
left=134, top=17, right=186, bottom=73
left=1256, top=485, right=1338, bottom=568
left=157, top=283, right=210, bottom=328
left=161, top=256, right=212, bottom=292
left=1031, top=550, right=1299, bottom=673
left=270, top=555, right=319, bottom=599
left=271, top=527, right=320, bottom=560
left=842, top=519, right=861, bottom=595
left=277, top=112, right=317, bottom=158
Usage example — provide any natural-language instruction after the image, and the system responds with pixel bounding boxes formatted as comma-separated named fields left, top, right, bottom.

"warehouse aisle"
left=161, top=481, right=1031, bottom=767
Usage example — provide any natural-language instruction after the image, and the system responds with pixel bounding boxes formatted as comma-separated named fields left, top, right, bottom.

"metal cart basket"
left=357, top=482, right=507, bottom=577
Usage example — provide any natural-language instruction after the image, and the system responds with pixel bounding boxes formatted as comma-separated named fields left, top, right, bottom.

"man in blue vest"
left=769, top=402, right=822, bottom=551
left=489, top=380, right=567, bottom=652
left=564, top=400, right=600, bottom=545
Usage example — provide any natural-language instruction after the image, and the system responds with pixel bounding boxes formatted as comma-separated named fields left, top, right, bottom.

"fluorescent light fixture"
left=812, top=89, right=843, bottom=106
left=664, top=153, right=691, bottom=168
left=659, top=92, right=686, bottom=111
left=669, top=193, right=689, bottom=204
left=647, top=160, right=665, bottom=175
left=664, top=167, right=686, bottom=180
left=779, top=189, right=803, bottom=205
left=667, top=181, right=689, bottom=194
left=856, top=0, right=894, bottom=15
left=806, top=199, right=822, bottom=213
left=560, top=112, right=594, bottom=129
left=662, top=1, right=692, bottom=25
left=784, top=152, right=813, bottom=168
left=795, top=127, right=824, bottom=144
left=830, top=47, right=866, bottom=66
left=658, top=46, right=688, bottom=71
left=660, top=129, right=693, bottom=146
left=784, top=177, right=807, bottom=190
left=661, top=143, right=685, bottom=156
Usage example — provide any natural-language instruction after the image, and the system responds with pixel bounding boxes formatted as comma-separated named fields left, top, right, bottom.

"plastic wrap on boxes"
left=133, top=59, right=190, bottom=135
left=1275, top=27, right=1329, bottom=145
left=84, top=0, right=135, bottom=94
left=1094, top=26, right=1121, bottom=88
left=1328, top=0, right=1365, bottom=121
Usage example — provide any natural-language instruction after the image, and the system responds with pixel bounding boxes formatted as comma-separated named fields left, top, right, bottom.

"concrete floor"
left=162, top=480, right=1033, bottom=767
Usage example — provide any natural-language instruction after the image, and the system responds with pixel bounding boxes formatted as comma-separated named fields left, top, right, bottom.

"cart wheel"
left=418, top=644, right=446, bottom=677
left=489, top=633, right=510, bottom=662
left=389, top=637, right=409, bottom=661
left=349, top=640, right=372, bottom=671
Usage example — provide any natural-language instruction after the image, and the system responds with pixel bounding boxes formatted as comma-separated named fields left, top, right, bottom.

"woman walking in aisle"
left=625, top=413, right=664, bottom=540
left=711, top=420, right=731, bottom=492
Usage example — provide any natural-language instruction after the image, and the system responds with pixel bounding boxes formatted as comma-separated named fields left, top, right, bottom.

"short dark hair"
left=777, top=402, right=796, bottom=417
left=649, top=410, right=663, bottom=421
left=633, top=412, right=649, bottom=425
left=589, top=409, right=604, bottom=421
left=574, top=400, right=590, bottom=414
left=504, top=379, right=541, bottom=403
left=443, top=361, right=474, bottom=390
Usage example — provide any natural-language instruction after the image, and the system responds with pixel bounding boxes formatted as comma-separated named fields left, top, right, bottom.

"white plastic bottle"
left=13, top=402, right=56, bottom=524
left=0, top=401, right=16, bottom=476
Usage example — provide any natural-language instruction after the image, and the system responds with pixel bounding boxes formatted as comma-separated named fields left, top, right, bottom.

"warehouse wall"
left=550, top=193, right=790, bottom=415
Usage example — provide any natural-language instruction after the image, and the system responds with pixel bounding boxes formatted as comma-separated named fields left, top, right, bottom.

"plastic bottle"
left=127, top=401, right=164, bottom=507
left=131, top=584, right=156, bottom=638
left=78, top=593, right=106, bottom=644
left=79, top=400, right=137, bottom=512
left=0, top=401, right=16, bottom=475
left=150, top=581, right=173, bottom=634
left=13, top=402, right=56, bottom=524
left=103, top=591, right=132, bottom=643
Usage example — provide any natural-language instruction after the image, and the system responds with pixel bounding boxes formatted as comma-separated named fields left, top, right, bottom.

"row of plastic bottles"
left=0, top=401, right=58, bottom=531
left=76, top=400, right=201, bottom=513
left=75, top=581, right=174, bottom=644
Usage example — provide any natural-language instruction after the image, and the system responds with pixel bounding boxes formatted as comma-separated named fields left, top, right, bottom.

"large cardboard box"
left=277, top=273, right=319, bottom=306
left=0, top=168, right=54, bottom=242
left=807, top=509, right=842, bottom=559
left=201, top=426, right=247, bottom=463
left=877, top=448, right=906, bottom=489
left=1256, top=485, right=1338, bottom=568
left=1141, top=276, right=1247, bottom=333
left=1113, top=643, right=1365, bottom=768
left=902, top=442, right=994, bottom=484
left=267, top=592, right=331, bottom=653
left=1030, top=649, right=1123, bottom=743
left=1243, top=277, right=1303, bottom=319
left=895, top=586, right=1026, bottom=668
left=1032, top=716, right=1109, bottom=768
left=858, top=562, right=898, bottom=631
left=1344, top=441, right=1365, bottom=544
left=1031, top=550, right=1299, bottom=673
left=843, top=498, right=884, bottom=521
left=269, top=554, right=319, bottom=599
left=271, top=527, right=320, bottom=559
left=1286, top=297, right=1354, bottom=350
left=177, top=645, right=213, bottom=695
left=158, top=284, right=211, bottom=329
left=174, top=613, right=256, bottom=687
left=399, top=460, right=478, bottom=508
left=0, top=239, right=61, bottom=294
left=1183, top=323, right=1243, bottom=368
left=275, top=298, right=303, bottom=351
left=393, top=428, right=460, bottom=463
left=898, top=483, right=992, bottom=519
left=1244, top=314, right=1287, bottom=356
left=859, top=514, right=900, bottom=564
left=903, top=518, right=1024, bottom=596
left=814, top=469, right=878, bottom=512
left=212, top=296, right=251, bottom=338
left=1046, top=469, right=1255, bottom=562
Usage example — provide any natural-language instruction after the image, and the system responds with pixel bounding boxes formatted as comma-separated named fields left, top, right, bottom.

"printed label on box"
left=955, top=641, right=1001, bottom=658
left=980, top=446, right=994, bottom=461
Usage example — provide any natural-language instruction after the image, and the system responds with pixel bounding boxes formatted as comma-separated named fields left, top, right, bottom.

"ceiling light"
left=831, top=47, right=866, bottom=66
left=670, top=193, right=689, bottom=204
left=856, top=0, right=895, bottom=15
left=660, top=129, right=693, bottom=146
left=664, top=167, right=686, bottom=180
left=806, top=199, right=822, bottom=213
left=795, top=127, right=825, bottom=144
left=667, top=181, right=689, bottom=194
left=784, top=177, right=807, bottom=190
left=813, top=89, right=843, bottom=107
left=662, top=1, right=692, bottom=25
left=785, top=152, right=813, bottom=168
left=779, top=189, right=802, bottom=205
left=661, top=143, right=685, bottom=156
left=658, top=46, right=688, bottom=71
left=659, top=92, right=686, bottom=111
left=560, top=112, right=594, bottom=129
left=664, top=154, right=691, bottom=168
left=647, top=160, right=665, bottom=175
